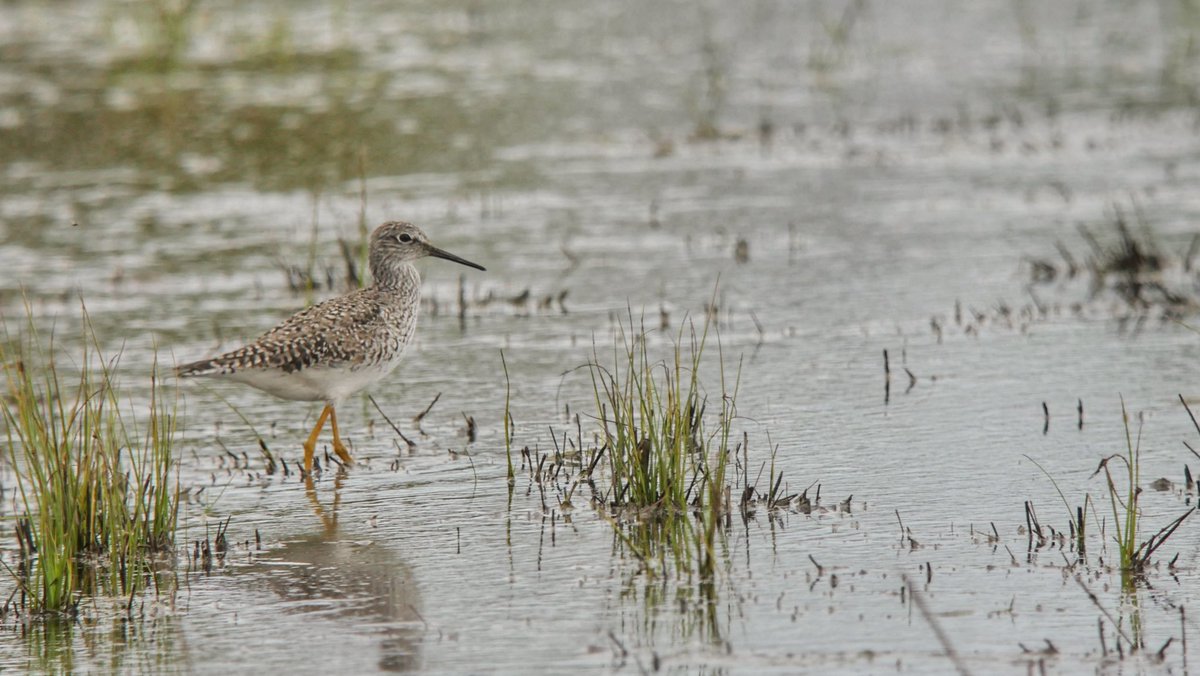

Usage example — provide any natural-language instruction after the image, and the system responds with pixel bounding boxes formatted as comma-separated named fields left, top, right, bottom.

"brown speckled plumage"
left=178, top=266, right=420, bottom=379
left=176, top=221, right=485, bottom=473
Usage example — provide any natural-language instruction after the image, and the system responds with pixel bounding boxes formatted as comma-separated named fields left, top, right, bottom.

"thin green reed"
left=500, top=350, right=515, bottom=488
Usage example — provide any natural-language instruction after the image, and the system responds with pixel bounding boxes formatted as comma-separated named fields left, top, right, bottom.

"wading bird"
left=177, top=221, right=485, bottom=474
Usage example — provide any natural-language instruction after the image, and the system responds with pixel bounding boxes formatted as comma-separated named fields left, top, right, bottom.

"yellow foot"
left=302, top=441, right=317, bottom=476
left=332, top=440, right=354, bottom=467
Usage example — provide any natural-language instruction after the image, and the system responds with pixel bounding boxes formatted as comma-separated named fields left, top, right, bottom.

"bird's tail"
left=175, top=357, right=233, bottom=378
left=176, top=343, right=266, bottom=377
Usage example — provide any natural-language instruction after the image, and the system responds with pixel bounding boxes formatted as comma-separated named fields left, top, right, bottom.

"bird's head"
left=370, top=222, right=486, bottom=277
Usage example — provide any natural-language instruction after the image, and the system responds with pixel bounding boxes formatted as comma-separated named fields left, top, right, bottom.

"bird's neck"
left=372, top=261, right=420, bottom=292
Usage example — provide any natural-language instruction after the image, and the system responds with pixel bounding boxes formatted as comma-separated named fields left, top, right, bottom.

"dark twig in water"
left=1024, top=501, right=1045, bottom=551
left=1187, top=442, right=1200, bottom=464
left=1179, top=396, right=1200, bottom=462
left=1130, top=509, right=1193, bottom=567
left=1077, top=399, right=1084, bottom=430
left=215, top=515, right=231, bottom=558
left=1042, top=402, right=1049, bottom=435
left=1157, top=638, right=1175, bottom=662
left=1003, top=545, right=1019, bottom=566
left=607, top=630, right=628, bottom=660
left=883, top=349, right=891, bottom=404
left=749, top=310, right=765, bottom=345
left=367, top=394, right=416, bottom=450
left=457, top=274, right=467, bottom=328
left=462, top=413, right=477, bottom=442
left=1182, top=606, right=1188, bottom=669
left=897, top=509, right=912, bottom=549
left=903, top=575, right=972, bottom=676
left=1018, top=639, right=1058, bottom=656
left=808, top=554, right=823, bottom=577
left=258, top=438, right=277, bottom=475
left=1098, top=617, right=1108, bottom=658
left=413, top=392, right=442, bottom=433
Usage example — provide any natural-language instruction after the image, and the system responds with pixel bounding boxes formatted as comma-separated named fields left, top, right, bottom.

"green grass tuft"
left=1027, top=397, right=1192, bottom=580
left=1100, top=398, right=1194, bottom=580
left=0, top=303, right=180, bottom=616
left=587, top=308, right=740, bottom=580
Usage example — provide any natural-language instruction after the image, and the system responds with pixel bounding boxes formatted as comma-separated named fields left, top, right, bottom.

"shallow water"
left=3, top=1, right=1200, bottom=673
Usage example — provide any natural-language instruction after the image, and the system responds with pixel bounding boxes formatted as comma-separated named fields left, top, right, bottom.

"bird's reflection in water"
left=246, top=473, right=423, bottom=672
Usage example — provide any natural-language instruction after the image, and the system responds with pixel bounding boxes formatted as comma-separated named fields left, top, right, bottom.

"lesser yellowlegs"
left=177, top=221, right=485, bottom=474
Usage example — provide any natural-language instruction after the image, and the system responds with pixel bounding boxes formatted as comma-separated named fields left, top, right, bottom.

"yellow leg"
left=302, top=405, right=333, bottom=475
left=328, top=407, right=355, bottom=467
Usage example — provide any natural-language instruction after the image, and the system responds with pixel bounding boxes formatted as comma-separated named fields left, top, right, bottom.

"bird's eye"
left=398, top=233, right=413, bottom=243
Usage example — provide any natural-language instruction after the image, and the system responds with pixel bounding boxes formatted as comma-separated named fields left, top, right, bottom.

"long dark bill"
left=428, top=245, right=486, bottom=271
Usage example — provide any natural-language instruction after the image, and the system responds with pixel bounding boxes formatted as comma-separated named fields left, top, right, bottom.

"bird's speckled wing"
left=177, top=290, right=391, bottom=377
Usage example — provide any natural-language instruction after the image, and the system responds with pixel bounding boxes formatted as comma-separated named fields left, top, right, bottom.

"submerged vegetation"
left=0, top=306, right=179, bottom=617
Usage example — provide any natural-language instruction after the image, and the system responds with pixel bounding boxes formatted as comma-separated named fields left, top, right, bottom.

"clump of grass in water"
left=1098, top=399, right=1193, bottom=578
left=1024, top=398, right=1194, bottom=654
left=0, top=305, right=179, bottom=617
left=1027, top=204, right=1200, bottom=316
left=1026, top=397, right=1192, bottom=579
left=588, top=309, right=739, bottom=584
left=488, top=305, right=802, bottom=647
